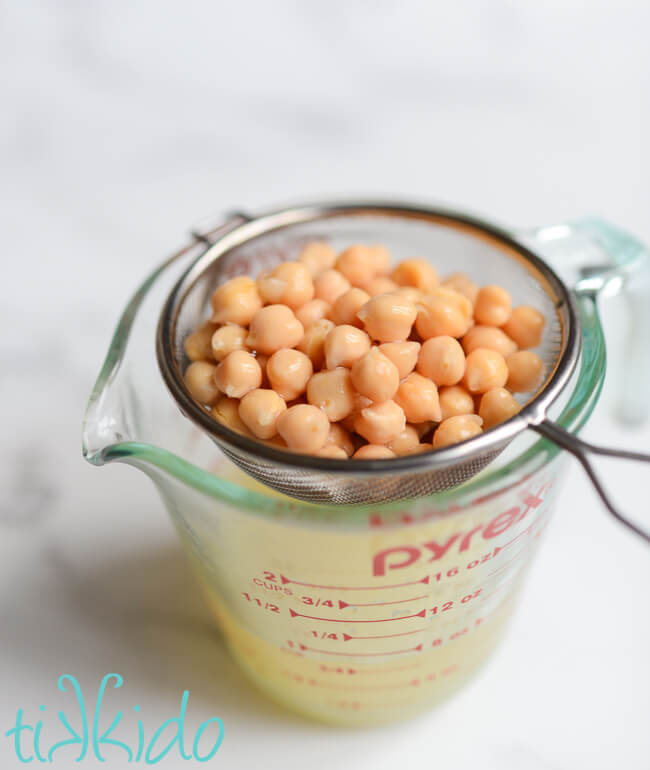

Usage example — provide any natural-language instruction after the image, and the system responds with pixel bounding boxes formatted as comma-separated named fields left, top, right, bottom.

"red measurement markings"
left=342, top=627, right=428, bottom=641
left=338, top=595, right=428, bottom=609
left=280, top=574, right=430, bottom=590
left=241, top=593, right=280, bottom=613
left=289, top=608, right=426, bottom=623
left=290, top=643, right=423, bottom=657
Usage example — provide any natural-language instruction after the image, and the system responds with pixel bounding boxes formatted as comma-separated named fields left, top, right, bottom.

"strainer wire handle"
left=532, top=420, right=650, bottom=543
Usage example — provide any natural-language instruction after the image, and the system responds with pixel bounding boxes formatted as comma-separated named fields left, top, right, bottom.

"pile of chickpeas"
left=183, top=242, right=545, bottom=460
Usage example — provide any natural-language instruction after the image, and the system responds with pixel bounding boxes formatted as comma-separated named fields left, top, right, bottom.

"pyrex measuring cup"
left=83, top=205, right=649, bottom=726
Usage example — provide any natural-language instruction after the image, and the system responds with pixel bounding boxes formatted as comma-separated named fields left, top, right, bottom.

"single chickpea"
left=298, top=241, right=337, bottom=276
left=313, top=269, right=352, bottom=305
left=277, top=404, right=330, bottom=453
left=295, top=298, right=331, bottom=329
left=502, top=305, right=546, bottom=349
left=266, top=348, right=313, bottom=401
left=463, top=348, right=509, bottom=394
left=210, top=395, right=253, bottom=436
left=350, top=347, right=400, bottom=402
left=388, top=425, right=421, bottom=456
left=329, top=288, right=371, bottom=327
left=335, top=245, right=380, bottom=287
left=210, top=276, right=263, bottom=326
left=357, top=294, right=417, bottom=342
left=415, top=288, right=472, bottom=339
left=214, top=350, right=262, bottom=399
left=394, top=373, right=442, bottom=423
left=394, top=286, right=423, bottom=303
left=353, top=445, right=397, bottom=460
left=391, top=258, right=439, bottom=292
left=417, top=336, right=466, bottom=387
left=354, top=400, right=406, bottom=445
left=324, top=324, right=371, bottom=369
left=363, top=277, right=399, bottom=297
left=324, top=423, right=355, bottom=457
left=378, top=341, right=421, bottom=379
left=210, top=323, right=248, bottom=362
left=438, top=385, right=475, bottom=421
left=238, top=388, right=287, bottom=439
left=246, top=305, right=304, bottom=355
left=257, top=261, right=314, bottom=309
left=506, top=350, right=544, bottom=393
left=317, top=444, right=349, bottom=459
left=479, top=387, right=521, bottom=430
left=296, top=318, right=335, bottom=370
left=462, top=325, right=517, bottom=358
left=306, top=367, right=355, bottom=422
left=441, top=272, right=479, bottom=305
left=184, top=361, right=220, bottom=406
left=184, top=320, right=217, bottom=362
left=474, top=285, right=512, bottom=327
left=432, top=414, right=483, bottom=449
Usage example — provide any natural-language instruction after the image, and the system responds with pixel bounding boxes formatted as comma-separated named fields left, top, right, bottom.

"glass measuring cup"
left=83, top=206, right=649, bottom=726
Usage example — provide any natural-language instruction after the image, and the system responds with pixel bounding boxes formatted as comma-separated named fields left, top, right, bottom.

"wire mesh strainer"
left=156, top=202, right=650, bottom=541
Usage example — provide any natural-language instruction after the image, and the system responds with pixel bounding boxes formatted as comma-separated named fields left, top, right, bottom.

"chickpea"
left=184, top=361, right=220, bottom=406
left=412, top=443, right=433, bottom=453
left=238, top=388, right=287, bottom=439
left=246, top=305, right=304, bottom=355
left=317, top=444, right=349, bottom=459
left=479, top=387, right=521, bottom=430
left=474, top=285, right=512, bottom=327
left=354, top=400, right=406, bottom=445
left=324, top=423, right=355, bottom=457
left=214, top=350, right=262, bottom=398
left=257, top=261, right=314, bottom=309
left=438, top=385, right=475, bottom=421
left=415, top=288, right=472, bottom=339
left=210, top=276, right=262, bottom=326
left=210, top=395, right=252, bottom=436
left=339, top=392, right=372, bottom=432
left=266, top=348, right=313, bottom=401
left=357, top=294, right=417, bottom=342
left=462, top=325, right=517, bottom=358
left=502, top=305, right=546, bottom=349
left=394, top=286, right=423, bottom=303
left=391, top=258, right=439, bottom=292
left=295, top=298, right=331, bottom=329
left=313, top=269, right=352, bottom=305
left=506, top=350, right=544, bottom=393
left=350, top=347, right=400, bottom=402
left=378, top=341, right=420, bottom=379
left=324, top=325, right=371, bottom=370
left=306, top=367, right=355, bottom=421
left=210, top=323, right=248, bottom=362
left=463, top=348, right=509, bottom=394
left=388, top=425, right=421, bottom=456
left=184, top=320, right=217, bottom=362
left=417, top=336, right=466, bottom=387
left=363, top=277, right=399, bottom=297
left=335, top=245, right=380, bottom=287
left=353, top=445, right=397, bottom=460
left=394, top=373, right=442, bottom=423
left=330, top=288, right=371, bottom=327
left=432, top=414, right=483, bottom=449
left=441, top=272, right=479, bottom=305
left=277, top=404, right=330, bottom=453
left=296, top=318, right=335, bottom=370
left=298, top=241, right=337, bottom=276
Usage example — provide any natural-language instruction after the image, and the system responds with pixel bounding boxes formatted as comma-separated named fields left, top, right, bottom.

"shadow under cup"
left=84, top=204, right=616, bottom=725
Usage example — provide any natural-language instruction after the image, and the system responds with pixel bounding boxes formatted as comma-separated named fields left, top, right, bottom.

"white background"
left=1, top=1, right=649, bottom=768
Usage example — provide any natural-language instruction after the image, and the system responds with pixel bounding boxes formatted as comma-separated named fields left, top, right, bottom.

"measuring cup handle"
left=532, top=420, right=650, bottom=543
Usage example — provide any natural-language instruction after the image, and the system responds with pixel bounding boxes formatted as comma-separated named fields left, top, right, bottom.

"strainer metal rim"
left=156, top=200, right=581, bottom=478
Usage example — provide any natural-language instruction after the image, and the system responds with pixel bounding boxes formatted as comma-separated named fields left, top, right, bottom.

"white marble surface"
left=1, top=2, right=649, bottom=768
